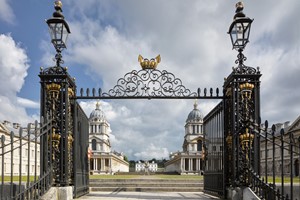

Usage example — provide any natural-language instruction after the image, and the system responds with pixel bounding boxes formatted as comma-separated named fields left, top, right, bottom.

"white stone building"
left=260, top=116, right=300, bottom=177
left=165, top=102, right=204, bottom=175
left=89, top=102, right=129, bottom=174
left=0, top=121, right=40, bottom=176
left=135, top=161, right=158, bottom=172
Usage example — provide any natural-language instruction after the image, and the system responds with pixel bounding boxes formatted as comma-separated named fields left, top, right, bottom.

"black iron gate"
left=203, top=101, right=225, bottom=197
left=73, top=102, right=89, bottom=198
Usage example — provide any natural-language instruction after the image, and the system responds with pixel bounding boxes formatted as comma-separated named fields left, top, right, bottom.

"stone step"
left=89, top=179, right=203, bottom=192
left=90, top=187, right=203, bottom=192
left=89, top=179, right=202, bottom=183
left=90, top=183, right=203, bottom=187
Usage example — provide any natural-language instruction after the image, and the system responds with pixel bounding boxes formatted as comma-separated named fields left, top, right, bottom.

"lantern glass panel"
left=48, top=21, right=69, bottom=50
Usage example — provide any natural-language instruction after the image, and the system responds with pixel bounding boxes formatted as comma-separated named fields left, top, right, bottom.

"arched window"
left=92, top=139, right=97, bottom=150
left=197, top=140, right=202, bottom=151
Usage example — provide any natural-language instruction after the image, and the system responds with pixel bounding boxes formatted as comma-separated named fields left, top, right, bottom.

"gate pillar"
left=224, top=2, right=261, bottom=190
left=39, top=1, right=75, bottom=187
left=223, top=64, right=261, bottom=189
left=39, top=64, right=76, bottom=186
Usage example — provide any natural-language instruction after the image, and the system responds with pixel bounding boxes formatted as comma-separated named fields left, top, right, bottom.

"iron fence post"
left=1, top=135, right=5, bottom=200
left=18, top=128, right=22, bottom=196
left=289, top=132, right=294, bottom=200
left=280, top=129, right=284, bottom=198
left=265, top=126, right=268, bottom=183
left=10, top=131, right=14, bottom=199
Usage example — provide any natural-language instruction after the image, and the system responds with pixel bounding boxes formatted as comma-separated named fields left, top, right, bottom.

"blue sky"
left=0, top=0, right=299, bottom=160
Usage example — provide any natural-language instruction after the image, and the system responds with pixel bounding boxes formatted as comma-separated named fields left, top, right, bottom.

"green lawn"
left=269, top=176, right=300, bottom=184
left=2, top=176, right=36, bottom=182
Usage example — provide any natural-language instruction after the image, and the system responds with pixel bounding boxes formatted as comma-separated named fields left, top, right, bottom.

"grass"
left=2, top=176, right=36, bottom=182
left=267, top=176, right=300, bottom=184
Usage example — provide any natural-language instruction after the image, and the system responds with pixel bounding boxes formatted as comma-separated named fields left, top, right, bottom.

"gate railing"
left=248, top=120, right=300, bottom=200
left=0, top=116, right=53, bottom=200
left=203, top=101, right=225, bottom=198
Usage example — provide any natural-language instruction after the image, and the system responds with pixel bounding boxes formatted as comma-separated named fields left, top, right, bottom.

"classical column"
left=95, top=158, right=98, bottom=171
left=180, top=158, right=183, bottom=172
left=101, top=159, right=104, bottom=171
left=109, top=158, right=112, bottom=173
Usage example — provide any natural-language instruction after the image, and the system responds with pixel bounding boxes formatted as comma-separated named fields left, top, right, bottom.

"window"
left=197, top=140, right=202, bottom=151
left=212, top=146, right=216, bottom=151
left=92, top=139, right=97, bottom=150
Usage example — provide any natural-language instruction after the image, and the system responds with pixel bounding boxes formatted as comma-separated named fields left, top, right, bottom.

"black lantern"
left=46, top=1, right=70, bottom=54
left=228, top=2, right=253, bottom=51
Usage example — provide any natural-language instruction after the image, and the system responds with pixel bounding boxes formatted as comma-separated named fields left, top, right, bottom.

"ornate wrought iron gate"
left=203, top=102, right=224, bottom=197
left=73, top=102, right=89, bottom=198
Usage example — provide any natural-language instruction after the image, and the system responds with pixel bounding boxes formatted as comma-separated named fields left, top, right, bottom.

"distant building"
left=260, top=116, right=300, bottom=177
left=89, top=102, right=129, bottom=174
left=165, top=101, right=204, bottom=175
left=135, top=161, right=158, bottom=172
left=0, top=121, right=40, bottom=176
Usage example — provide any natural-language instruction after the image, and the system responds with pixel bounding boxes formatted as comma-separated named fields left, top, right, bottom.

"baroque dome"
left=186, top=101, right=203, bottom=122
left=89, top=102, right=106, bottom=121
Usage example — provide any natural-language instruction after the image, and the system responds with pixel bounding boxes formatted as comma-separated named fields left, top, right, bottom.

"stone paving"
left=78, top=191, right=220, bottom=200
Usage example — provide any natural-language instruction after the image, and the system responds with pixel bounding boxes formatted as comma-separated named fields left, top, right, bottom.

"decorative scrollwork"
left=233, top=50, right=258, bottom=75
left=102, top=69, right=197, bottom=98
left=40, top=66, right=68, bottom=75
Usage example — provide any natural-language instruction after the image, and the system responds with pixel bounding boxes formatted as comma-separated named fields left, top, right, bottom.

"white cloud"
left=45, top=0, right=299, bottom=160
left=134, top=143, right=169, bottom=161
left=17, top=97, right=39, bottom=109
left=0, top=34, right=34, bottom=125
left=0, top=0, right=15, bottom=24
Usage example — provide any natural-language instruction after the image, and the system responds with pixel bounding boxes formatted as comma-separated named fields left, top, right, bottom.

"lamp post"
left=228, top=2, right=253, bottom=69
left=225, top=2, right=261, bottom=189
left=46, top=0, right=71, bottom=67
left=42, top=0, right=75, bottom=186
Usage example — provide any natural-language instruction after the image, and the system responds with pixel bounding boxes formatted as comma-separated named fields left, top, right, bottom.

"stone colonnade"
left=181, top=157, right=203, bottom=173
left=90, top=158, right=111, bottom=173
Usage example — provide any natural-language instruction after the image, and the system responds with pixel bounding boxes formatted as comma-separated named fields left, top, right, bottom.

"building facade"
left=135, top=161, right=158, bottom=173
left=165, top=102, right=204, bottom=174
left=89, top=102, right=129, bottom=174
left=0, top=121, right=40, bottom=176
left=260, top=116, right=300, bottom=177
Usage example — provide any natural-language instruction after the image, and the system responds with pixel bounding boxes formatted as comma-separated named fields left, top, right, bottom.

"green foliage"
left=123, top=155, right=129, bottom=162
left=129, top=160, right=135, bottom=168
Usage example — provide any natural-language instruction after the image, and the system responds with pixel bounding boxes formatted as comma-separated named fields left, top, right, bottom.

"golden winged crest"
left=138, top=54, right=161, bottom=70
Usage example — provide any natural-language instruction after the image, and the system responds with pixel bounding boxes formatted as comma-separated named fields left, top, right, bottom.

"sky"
left=0, top=0, right=299, bottom=161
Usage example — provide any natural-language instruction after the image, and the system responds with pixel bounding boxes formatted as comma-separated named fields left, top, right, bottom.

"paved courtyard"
left=78, top=191, right=219, bottom=200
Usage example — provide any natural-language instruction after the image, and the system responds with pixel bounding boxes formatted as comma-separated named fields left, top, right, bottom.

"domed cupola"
left=186, top=101, right=203, bottom=122
left=89, top=102, right=106, bottom=121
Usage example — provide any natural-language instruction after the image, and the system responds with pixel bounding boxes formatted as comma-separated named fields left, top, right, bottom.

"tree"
left=124, top=155, right=129, bottom=162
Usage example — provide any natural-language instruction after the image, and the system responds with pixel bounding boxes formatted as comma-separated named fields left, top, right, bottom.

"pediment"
left=190, top=135, right=204, bottom=142
left=288, top=116, right=300, bottom=132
